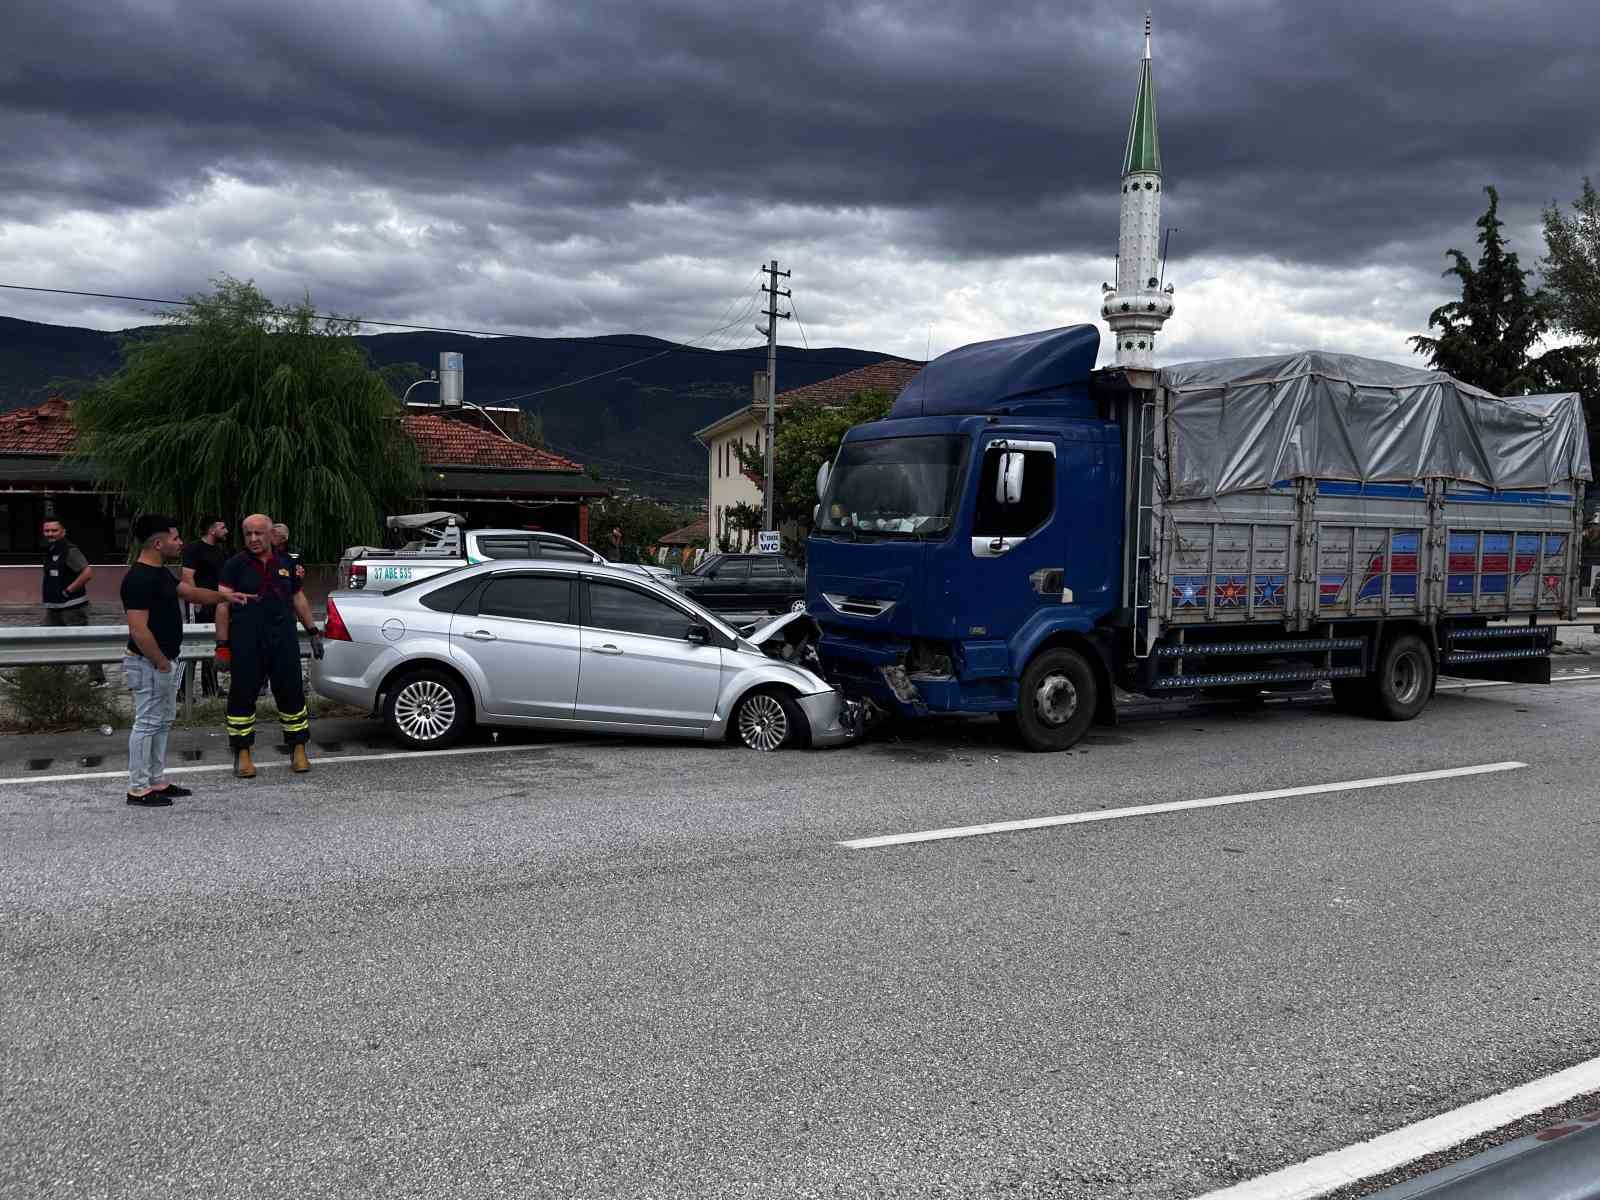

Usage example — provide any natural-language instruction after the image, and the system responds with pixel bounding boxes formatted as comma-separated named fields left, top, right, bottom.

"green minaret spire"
left=1121, top=13, right=1162, bottom=176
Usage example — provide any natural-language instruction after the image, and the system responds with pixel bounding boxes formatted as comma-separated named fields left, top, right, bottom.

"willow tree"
left=73, top=277, right=421, bottom=562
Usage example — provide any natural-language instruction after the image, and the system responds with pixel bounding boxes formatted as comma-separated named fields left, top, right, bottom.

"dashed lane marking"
left=1189, top=1053, right=1600, bottom=1199
left=837, top=761, right=1528, bottom=850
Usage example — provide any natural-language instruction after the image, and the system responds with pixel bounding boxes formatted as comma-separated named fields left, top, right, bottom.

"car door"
left=700, top=557, right=750, bottom=610
left=575, top=579, right=722, bottom=729
left=450, top=572, right=580, bottom=721
left=747, top=556, right=794, bottom=610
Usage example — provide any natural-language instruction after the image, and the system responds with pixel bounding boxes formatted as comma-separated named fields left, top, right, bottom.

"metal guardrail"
left=0, top=624, right=316, bottom=723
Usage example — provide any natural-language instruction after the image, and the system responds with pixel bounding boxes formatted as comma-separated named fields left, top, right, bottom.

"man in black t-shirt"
left=180, top=516, right=229, bottom=698
left=120, top=513, right=242, bottom=807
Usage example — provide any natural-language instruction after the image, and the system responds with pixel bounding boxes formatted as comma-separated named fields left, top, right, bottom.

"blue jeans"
left=124, top=655, right=179, bottom=792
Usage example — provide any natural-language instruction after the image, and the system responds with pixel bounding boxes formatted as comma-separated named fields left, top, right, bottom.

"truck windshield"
left=817, top=435, right=965, bottom=537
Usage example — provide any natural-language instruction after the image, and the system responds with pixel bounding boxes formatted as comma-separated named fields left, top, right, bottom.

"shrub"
left=0, top=666, right=119, bottom=731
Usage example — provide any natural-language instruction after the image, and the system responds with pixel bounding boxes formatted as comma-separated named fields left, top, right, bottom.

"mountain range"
left=0, top=314, right=904, bottom=502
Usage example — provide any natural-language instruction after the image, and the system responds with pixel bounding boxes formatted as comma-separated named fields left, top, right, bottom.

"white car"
left=311, top=560, right=860, bottom=752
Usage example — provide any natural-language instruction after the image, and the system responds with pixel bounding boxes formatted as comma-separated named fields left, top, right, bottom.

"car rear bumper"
left=309, top=642, right=396, bottom=712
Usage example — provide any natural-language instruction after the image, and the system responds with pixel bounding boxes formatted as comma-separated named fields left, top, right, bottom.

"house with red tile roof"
left=693, top=359, right=923, bottom=551
left=0, top=397, right=606, bottom=562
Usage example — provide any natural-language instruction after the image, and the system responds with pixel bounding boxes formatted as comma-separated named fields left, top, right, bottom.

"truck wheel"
left=385, top=668, right=470, bottom=750
left=733, top=688, right=808, bottom=751
left=1010, top=648, right=1098, bottom=752
left=1372, top=634, right=1434, bottom=721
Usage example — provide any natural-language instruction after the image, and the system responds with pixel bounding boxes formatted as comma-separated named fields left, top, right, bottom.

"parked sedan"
left=311, top=560, right=857, bottom=752
left=670, top=553, right=806, bottom=614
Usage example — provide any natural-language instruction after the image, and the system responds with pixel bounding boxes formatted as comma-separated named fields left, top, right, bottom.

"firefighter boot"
left=234, top=748, right=256, bottom=778
left=291, top=744, right=311, bottom=773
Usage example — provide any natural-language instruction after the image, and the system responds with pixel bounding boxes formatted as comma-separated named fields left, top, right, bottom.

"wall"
left=705, top=413, right=765, bottom=552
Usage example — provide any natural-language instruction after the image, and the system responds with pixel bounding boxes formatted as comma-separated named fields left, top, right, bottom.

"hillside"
left=0, top=315, right=907, bottom=501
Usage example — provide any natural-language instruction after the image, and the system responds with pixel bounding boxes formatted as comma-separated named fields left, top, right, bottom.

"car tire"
left=384, top=668, right=471, bottom=750
left=732, top=687, right=808, bottom=751
left=1009, top=647, right=1098, bottom=752
left=1372, top=633, right=1434, bottom=721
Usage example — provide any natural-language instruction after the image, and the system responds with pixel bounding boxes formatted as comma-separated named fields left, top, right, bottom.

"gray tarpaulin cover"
left=1158, top=351, right=1591, bottom=499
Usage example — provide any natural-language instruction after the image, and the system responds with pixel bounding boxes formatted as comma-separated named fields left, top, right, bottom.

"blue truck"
left=804, top=325, right=1591, bottom=751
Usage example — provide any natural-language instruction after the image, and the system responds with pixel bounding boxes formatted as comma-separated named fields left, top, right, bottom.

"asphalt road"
left=3, top=670, right=1599, bottom=1199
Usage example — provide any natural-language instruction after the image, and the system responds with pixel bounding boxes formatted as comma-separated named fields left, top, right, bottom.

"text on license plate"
left=374, top=566, right=412, bottom=581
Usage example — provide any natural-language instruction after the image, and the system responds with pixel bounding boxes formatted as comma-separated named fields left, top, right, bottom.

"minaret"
left=1101, top=11, right=1173, bottom=369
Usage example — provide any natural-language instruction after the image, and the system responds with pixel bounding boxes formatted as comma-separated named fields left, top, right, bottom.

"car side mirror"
left=996, top=451, right=1025, bottom=505
left=686, top=624, right=710, bottom=644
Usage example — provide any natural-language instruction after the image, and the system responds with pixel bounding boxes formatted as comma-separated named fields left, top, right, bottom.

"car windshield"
left=816, top=435, right=966, bottom=537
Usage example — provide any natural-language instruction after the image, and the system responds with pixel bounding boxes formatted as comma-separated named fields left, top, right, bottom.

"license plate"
left=374, top=566, right=412, bottom=581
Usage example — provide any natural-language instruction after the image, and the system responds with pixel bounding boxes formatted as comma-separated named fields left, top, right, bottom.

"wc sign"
left=757, top=531, right=781, bottom=554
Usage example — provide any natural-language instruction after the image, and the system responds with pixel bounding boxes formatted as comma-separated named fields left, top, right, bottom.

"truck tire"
left=1009, top=648, right=1098, bottom=752
left=384, top=668, right=471, bottom=750
left=1372, top=633, right=1434, bottom=721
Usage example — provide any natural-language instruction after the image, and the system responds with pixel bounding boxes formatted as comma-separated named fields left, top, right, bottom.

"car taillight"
left=323, top=597, right=352, bottom=642
left=349, top=563, right=367, bottom=590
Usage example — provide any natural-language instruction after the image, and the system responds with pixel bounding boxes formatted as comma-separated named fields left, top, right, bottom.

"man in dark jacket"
left=180, top=516, right=229, bottom=699
left=216, top=514, right=322, bottom=778
left=41, top=518, right=105, bottom=687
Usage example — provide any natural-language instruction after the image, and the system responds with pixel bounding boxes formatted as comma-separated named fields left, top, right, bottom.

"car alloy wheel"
left=736, top=692, right=790, bottom=751
left=392, top=677, right=458, bottom=743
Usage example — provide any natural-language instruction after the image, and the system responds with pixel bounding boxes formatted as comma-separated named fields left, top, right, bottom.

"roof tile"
left=0, top=398, right=80, bottom=455
left=401, top=411, right=584, bottom=472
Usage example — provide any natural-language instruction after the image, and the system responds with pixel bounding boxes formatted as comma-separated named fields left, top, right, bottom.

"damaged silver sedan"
left=312, top=560, right=862, bottom=752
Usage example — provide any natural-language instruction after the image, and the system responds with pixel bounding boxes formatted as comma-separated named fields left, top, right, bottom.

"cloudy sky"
left=1, top=0, right=1596, bottom=368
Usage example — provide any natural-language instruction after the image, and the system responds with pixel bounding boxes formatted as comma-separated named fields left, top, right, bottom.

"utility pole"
left=756, top=259, right=791, bottom=533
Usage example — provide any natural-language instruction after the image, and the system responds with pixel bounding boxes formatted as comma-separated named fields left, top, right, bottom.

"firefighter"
left=216, top=514, right=323, bottom=777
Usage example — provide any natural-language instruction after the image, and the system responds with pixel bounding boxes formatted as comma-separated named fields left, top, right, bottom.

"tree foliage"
left=1542, top=177, right=1600, bottom=348
left=1411, top=186, right=1554, bottom=395
left=589, top=494, right=682, bottom=561
left=72, top=277, right=421, bottom=562
left=735, top=389, right=896, bottom=535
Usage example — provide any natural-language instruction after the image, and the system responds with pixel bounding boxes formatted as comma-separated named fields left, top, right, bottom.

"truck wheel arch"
left=1018, top=631, right=1117, bottom=726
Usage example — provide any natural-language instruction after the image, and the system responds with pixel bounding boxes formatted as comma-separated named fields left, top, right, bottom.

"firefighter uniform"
left=220, top=549, right=310, bottom=750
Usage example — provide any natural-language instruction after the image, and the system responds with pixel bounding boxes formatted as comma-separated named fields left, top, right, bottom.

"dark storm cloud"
left=2, top=0, right=1595, bottom=281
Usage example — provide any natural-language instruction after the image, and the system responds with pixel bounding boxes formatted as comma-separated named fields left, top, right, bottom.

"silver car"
left=310, top=560, right=858, bottom=752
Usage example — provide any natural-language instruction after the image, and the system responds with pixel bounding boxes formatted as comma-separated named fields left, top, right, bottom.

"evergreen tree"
left=72, top=276, right=421, bottom=561
left=1411, top=186, right=1550, bottom=395
left=1541, top=177, right=1600, bottom=348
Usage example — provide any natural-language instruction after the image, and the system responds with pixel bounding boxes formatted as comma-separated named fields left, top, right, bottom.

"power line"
left=789, top=295, right=812, bottom=352
left=0, top=280, right=884, bottom=370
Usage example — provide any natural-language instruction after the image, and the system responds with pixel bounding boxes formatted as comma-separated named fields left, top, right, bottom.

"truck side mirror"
left=996, top=452, right=1025, bottom=505
left=816, top=460, right=831, bottom=499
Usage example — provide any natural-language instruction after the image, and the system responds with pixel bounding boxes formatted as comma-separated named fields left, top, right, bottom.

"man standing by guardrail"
left=120, top=515, right=203, bottom=807
left=216, top=514, right=322, bottom=779
left=42, top=518, right=106, bottom=689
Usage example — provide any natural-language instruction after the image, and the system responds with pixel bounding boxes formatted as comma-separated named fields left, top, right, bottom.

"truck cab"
left=807, top=326, right=1124, bottom=731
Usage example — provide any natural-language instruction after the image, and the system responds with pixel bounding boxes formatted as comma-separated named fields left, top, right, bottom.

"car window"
left=535, top=537, right=595, bottom=563
left=710, top=560, right=749, bottom=582
left=477, top=536, right=533, bottom=560
left=588, top=582, right=696, bottom=639
left=749, top=558, right=787, bottom=578
left=418, top=575, right=482, bottom=613
left=477, top=575, right=574, bottom=623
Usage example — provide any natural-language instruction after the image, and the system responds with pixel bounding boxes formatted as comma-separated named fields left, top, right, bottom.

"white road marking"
left=837, top=761, right=1527, bottom=850
left=1438, top=671, right=1598, bottom=692
left=0, top=740, right=569, bottom=788
left=1189, top=1052, right=1600, bottom=1200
